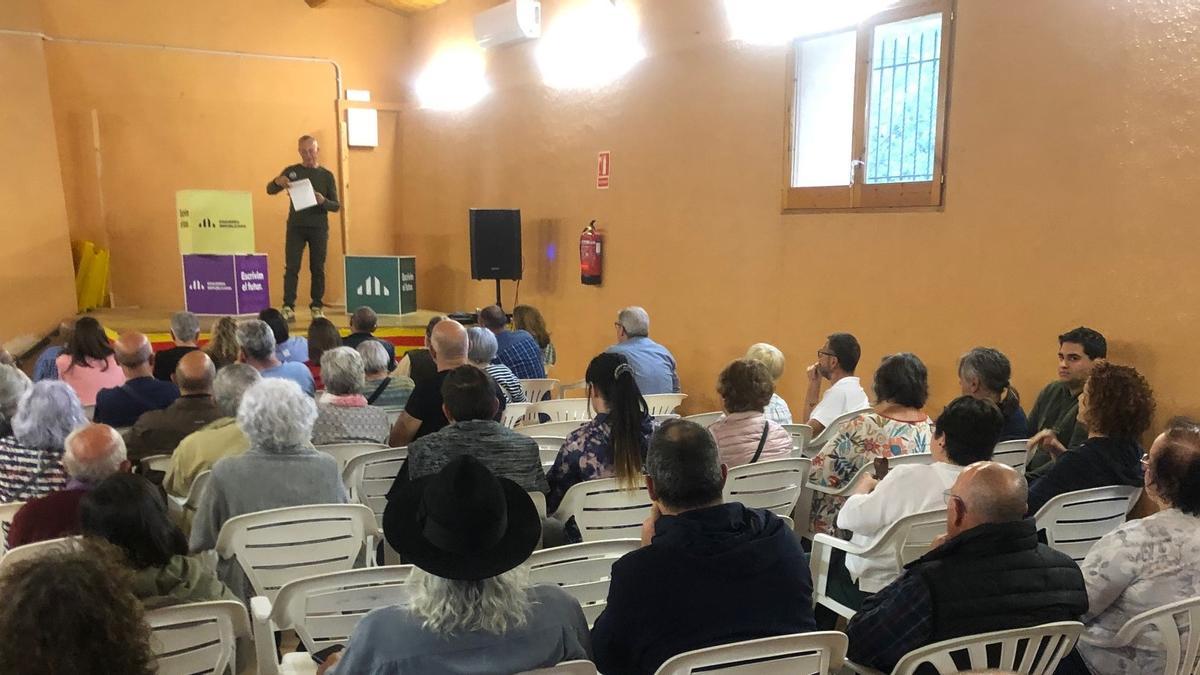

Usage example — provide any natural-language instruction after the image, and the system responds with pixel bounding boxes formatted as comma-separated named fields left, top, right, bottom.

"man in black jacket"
left=591, top=419, right=815, bottom=675
left=846, top=462, right=1088, bottom=672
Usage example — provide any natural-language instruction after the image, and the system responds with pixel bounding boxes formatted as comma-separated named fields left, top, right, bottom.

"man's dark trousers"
left=283, top=225, right=327, bottom=309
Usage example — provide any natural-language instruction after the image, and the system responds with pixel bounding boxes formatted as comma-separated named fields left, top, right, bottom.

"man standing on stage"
left=266, top=135, right=340, bottom=322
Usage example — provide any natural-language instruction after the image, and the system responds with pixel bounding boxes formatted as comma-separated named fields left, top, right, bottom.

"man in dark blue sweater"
left=591, top=419, right=815, bottom=675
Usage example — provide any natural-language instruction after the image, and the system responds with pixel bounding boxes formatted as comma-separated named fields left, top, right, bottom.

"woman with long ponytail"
left=958, top=347, right=1027, bottom=441
left=546, top=353, right=654, bottom=521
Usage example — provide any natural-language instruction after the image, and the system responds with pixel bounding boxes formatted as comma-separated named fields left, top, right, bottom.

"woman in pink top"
left=708, top=359, right=794, bottom=468
left=55, top=317, right=125, bottom=406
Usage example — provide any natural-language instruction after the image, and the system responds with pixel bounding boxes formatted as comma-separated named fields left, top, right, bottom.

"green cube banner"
left=176, top=190, right=255, bottom=254
left=345, top=255, right=417, bottom=316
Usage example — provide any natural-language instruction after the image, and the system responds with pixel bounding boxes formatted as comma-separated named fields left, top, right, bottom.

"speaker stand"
left=494, top=278, right=503, bottom=310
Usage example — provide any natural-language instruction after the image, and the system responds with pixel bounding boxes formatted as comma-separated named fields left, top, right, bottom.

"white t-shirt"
left=809, top=376, right=871, bottom=428
left=836, top=462, right=963, bottom=592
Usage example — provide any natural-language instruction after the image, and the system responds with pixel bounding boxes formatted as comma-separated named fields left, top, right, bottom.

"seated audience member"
left=389, top=319, right=469, bottom=447
left=808, top=352, right=933, bottom=535
left=260, top=307, right=308, bottom=363
left=1065, top=418, right=1200, bottom=675
left=124, top=351, right=221, bottom=463
left=236, top=319, right=315, bottom=396
left=153, top=311, right=200, bottom=381
left=513, top=304, right=556, bottom=367
left=359, top=340, right=415, bottom=408
left=56, top=316, right=125, bottom=406
left=0, top=541, right=157, bottom=675
left=397, top=365, right=546, bottom=495
left=323, top=456, right=589, bottom=674
left=94, top=332, right=179, bottom=428
left=836, top=397, right=1004, bottom=599
left=163, top=364, right=259, bottom=498
left=803, top=332, right=871, bottom=436
left=959, top=346, right=1027, bottom=441
left=846, top=462, right=1088, bottom=673
left=0, top=381, right=87, bottom=501
left=203, top=316, right=240, bottom=370
left=479, top=304, right=546, bottom=380
left=708, top=359, right=793, bottom=468
left=8, top=423, right=129, bottom=549
left=311, top=347, right=390, bottom=445
left=467, top=326, right=527, bottom=404
left=1027, top=326, right=1106, bottom=473
left=591, top=420, right=815, bottom=675
left=395, top=315, right=443, bottom=388
left=746, top=342, right=792, bottom=424
left=547, top=353, right=654, bottom=514
left=82, top=473, right=236, bottom=609
left=33, top=319, right=73, bottom=381
left=343, top=306, right=396, bottom=371
left=1026, top=362, right=1153, bottom=515
left=0, top=364, right=31, bottom=437
left=306, top=316, right=342, bottom=390
left=189, top=379, right=348, bottom=598
left=606, top=306, right=680, bottom=395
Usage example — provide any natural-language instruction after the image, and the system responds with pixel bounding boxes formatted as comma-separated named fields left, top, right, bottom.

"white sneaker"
left=282, top=306, right=296, bottom=323
left=310, top=306, right=325, bottom=319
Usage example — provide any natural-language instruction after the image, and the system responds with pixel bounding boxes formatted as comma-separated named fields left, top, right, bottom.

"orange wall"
left=397, top=0, right=1200, bottom=428
left=0, top=1, right=77, bottom=341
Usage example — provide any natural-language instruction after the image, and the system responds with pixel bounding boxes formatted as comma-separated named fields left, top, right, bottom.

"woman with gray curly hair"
left=0, top=365, right=31, bottom=437
left=0, top=380, right=87, bottom=502
left=467, top=327, right=527, bottom=404
left=188, top=378, right=347, bottom=599
left=311, top=347, right=390, bottom=445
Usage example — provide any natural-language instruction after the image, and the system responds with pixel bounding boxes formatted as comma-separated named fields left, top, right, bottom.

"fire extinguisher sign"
left=596, top=151, right=611, bottom=190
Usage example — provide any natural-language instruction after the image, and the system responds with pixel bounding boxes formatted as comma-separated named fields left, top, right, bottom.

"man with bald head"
left=7, top=423, right=130, bottom=548
left=93, top=332, right=179, bottom=428
left=125, top=350, right=222, bottom=464
left=845, top=462, right=1087, bottom=672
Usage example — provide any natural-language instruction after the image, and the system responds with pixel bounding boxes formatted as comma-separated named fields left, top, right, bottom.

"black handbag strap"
left=749, top=420, right=770, bottom=464
left=366, top=377, right=390, bottom=405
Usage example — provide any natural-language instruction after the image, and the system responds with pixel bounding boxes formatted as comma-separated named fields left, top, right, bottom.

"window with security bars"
left=784, top=0, right=954, bottom=210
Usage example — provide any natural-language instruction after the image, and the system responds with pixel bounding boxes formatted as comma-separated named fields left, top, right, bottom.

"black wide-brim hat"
left=383, top=455, right=541, bottom=581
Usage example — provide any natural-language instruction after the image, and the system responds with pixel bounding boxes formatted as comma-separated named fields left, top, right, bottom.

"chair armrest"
left=843, top=659, right=886, bottom=675
left=812, top=532, right=869, bottom=556
left=250, top=595, right=280, bottom=675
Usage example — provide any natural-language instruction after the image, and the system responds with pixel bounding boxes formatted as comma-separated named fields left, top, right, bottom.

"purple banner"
left=235, top=255, right=270, bottom=314
left=183, top=255, right=238, bottom=315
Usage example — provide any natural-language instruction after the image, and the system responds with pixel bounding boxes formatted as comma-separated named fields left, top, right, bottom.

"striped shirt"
left=764, top=393, right=794, bottom=425
left=0, top=436, right=68, bottom=503
left=485, top=364, right=527, bottom=404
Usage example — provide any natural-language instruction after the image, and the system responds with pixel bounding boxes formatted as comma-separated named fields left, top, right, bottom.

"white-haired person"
left=235, top=319, right=315, bottom=396
left=311, top=347, right=390, bottom=445
left=189, top=378, right=348, bottom=599
left=467, top=326, right=527, bottom=404
left=0, top=381, right=88, bottom=502
left=358, top=340, right=415, bottom=409
left=0, top=364, right=31, bottom=437
left=318, top=455, right=590, bottom=674
left=153, top=310, right=201, bottom=381
left=745, top=342, right=793, bottom=424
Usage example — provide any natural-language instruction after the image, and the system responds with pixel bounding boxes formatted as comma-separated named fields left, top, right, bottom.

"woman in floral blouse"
left=807, top=352, right=933, bottom=535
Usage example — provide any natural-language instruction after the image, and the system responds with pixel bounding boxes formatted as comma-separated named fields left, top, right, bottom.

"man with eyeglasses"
left=845, top=462, right=1088, bottom=673
left=803, top=333, right=870, bottom=436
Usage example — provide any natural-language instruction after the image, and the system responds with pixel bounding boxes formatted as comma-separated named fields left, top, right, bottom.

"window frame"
left=782, top=0, right=955, bottom=211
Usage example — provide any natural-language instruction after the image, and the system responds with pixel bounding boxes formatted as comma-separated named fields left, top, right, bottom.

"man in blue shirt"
left=235, top=320, right=315, bottom=396
left=478, top=305, right=545, bottom=380
left=94, top=332, right=179, bottom=428
left=606, top=306, right=679, bottom=395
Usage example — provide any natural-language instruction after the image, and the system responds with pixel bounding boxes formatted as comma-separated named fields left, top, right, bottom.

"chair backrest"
left=1033, top=485, right=1141, bottom=562
left=528, top=539, right=639, bottom=627
left=992, top=439, right=1031, bottom=471
left=781, top=424, right=814, bottom=455
left=872, top=507, right=949, bottom=570
left=1, top=536, right=77, bottom=569
left=561, top=479, right=653, bottom=542
left=891, top=621, right=1084, bottom=675
left=682, top=412, right=723, bottom=428
left=1101, top=595, right=1200, bottom=675
left=723, top=458, right=812, bottom=516
left=0, top=501, right=25, bottom=554
left=185, top=470, right=213, bottom=512
left=529, top=490, right=548, bottom=520
left=643, top=393, right=687, bottom=416
left=531, top=436, right=567, bottom=470
left=146, top=600, right=250, bottom=675
left=83, top=404, right=95, bottom=420
left=270, top=564, right=414, bottom=653
left=519, top=420, right=587, bottom=438
left=315, top=442, right=389, bottom=474
left=520, top=378, right=560, bottom=402
left=342, top=447, right=408, bottom=527
left=531, top=398, right=592, bottom=422
left=805, top=407, right=872, bottom=452
left=214, top=504, right=378, bottom=603
left=520, top=660, right=599, bottom=675
left=655, top=631, right=848, bottom=675
left=502, top=402, right=533, bottom=428
left=141, top=454, right=173, bottom=473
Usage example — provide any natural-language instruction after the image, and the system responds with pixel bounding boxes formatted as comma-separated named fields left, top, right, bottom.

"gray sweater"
left=408, top=420, right=548, bottom=494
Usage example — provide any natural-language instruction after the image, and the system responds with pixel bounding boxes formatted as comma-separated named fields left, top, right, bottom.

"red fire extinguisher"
left=580, top=220, right=603, bottom=286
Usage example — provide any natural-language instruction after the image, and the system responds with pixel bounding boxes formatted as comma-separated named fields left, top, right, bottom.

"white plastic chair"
left=723, top=457, right=811, bottom=517
left=531, top=398, right=592, bottom=422
left=655, top=631, right=848, bottom=675
left=521, top=378, right=560, bottom=403
left=847, top=621, right=1084, bottom=675
left=529, top=491, right=548, bottom=520
left=992, top=439, right=1031, bottom=471
left=528, top=538, right=639, bottom=627
left=141, top=453, right=173, bottom=473
left=0, top=501, right=25, bottom=554
left=214, top=504, right=378, bottom=604
left=682, top=411, right=723, bottom=428
left=503, top=401, right=533, bottom=428
left=342, top=447, right=407, bottom=563
left=643, top=393, right=687, bottom=416
left=1033, top=485, right=1141, bottom=562
left=810, top=508, right=948, bottom=618
left=1078, top=596, right=1200, bottom=675
left=552, top=478, right=652, bottom=542
left=805, top=407, right=872, bottom=454
left=251, top=565, right=414, bottom=675
left=782, top=423, right=814, bottom=456
left=519, top=420, right=588, bottom=438
left=0, top=535, right=78, bottom=568
left=795, top=454, right=935, bottom=540
left=531, top=436, right=567, bottom=471
left=83, top=404, right=95, bottom=420
left=146, top=600, right=251, bottom=675
left=314, top=442, right=389, bottom=474
left=520, top=661, right=599, bottom=675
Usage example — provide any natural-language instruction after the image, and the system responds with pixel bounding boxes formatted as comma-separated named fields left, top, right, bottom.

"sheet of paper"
left=288, top=178, right=318, bottom=211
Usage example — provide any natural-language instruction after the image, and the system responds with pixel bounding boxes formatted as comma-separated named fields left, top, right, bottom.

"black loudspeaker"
left=469, top=209, right=523, bottom=280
